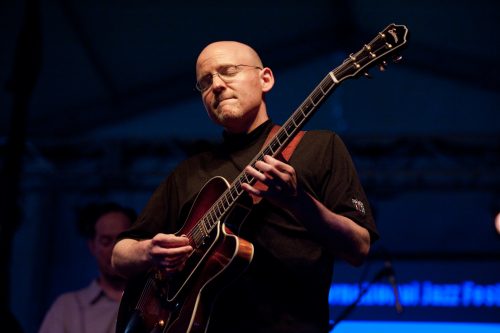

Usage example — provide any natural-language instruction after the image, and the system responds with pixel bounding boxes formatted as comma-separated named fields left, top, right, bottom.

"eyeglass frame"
left=195, top=64, right=263, bottom=92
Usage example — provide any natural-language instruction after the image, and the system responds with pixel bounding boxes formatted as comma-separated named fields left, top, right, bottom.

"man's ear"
left=260, top=67, right=275, bottom=93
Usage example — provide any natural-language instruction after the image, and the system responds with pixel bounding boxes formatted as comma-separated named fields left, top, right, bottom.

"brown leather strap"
left=251, top=125, right=306, bottom=204
left=281, top=129, right=305, bottom=162
left=263, top=125, right=305, bottom=161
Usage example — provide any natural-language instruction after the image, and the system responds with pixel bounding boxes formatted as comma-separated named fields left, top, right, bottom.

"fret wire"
left=234, top=185, right=243, bottom=196
left=295, top=110, right=306, bottom=124
left=227, top=188, right=235, bottom=201
left=198, top=226, right=204, bottom=243
left=232, top=180, right=242, bottom=196
left=232, top=179, right=241, bottom=191
left=292, top=112, right=304, bottom=125
left=233, top=178, right=244, bottom=197
left=198, top=225, right=205, bottom=242
left=218, top=200, right=226, bottom=218
left=266, top=139, right=277, bottom=156
left=277, top=131, right=289, bottom=145
left=283, top=125, right=296, bottom=140
left=220, top=197, right=228, bottom=212
left=304, top=101, right=313, bottom=114
left=302, top=100, right=312, bottom=114
left=229, top=187, right=238, bottom=200
left=225, top=192, right=234, bottom=208
left=200, top=218, right=208, bottom=236
left=203, top=214, right=210, bottom=231
left=282, top=124, right=290, bottom=136
left=275, top=134, right=283, bottom=146
left=208, top=211, right=216, bottom=228
left=295, top=106, right=306, bottom=118
left=267, top=142, right=276, bottom=154
left=213, top=203, right=220, bottom=218
left=235, top=186, right=243, bottom=196
left=241, top=173, right=249, bottom=184
left=197, top=226, right=205, bottom=243
left=212, top=210, right=219, bottom=227
left=215, top=201, right=223, bottom=217
left=269, top=147, right=276, bottom=157
left=310, top=90, right=322, bottom=106
left=216, top=199, right=224, bottom=214
left=212, top=204, right=221, bottom=222
left=265, top=145, right=274, bottom=155
left=221, top=195, right=229, bottom=210
left=195, top=225, right=202, bottom=241
left=255, top=152, right=264, bottom=161
left=320, top=75, right=334, bottom=93
left=270, top=141, right=280, bottom=155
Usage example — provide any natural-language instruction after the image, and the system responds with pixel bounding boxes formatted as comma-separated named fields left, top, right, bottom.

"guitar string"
left=183, top=28, right=402, bottom=247
left=183, top=50, right=356, bottom=247
left=136, top=277, right=154, bottom=310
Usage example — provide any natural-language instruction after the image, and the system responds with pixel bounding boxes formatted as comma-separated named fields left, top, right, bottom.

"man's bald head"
left=196, top=41, right=263, bottom=76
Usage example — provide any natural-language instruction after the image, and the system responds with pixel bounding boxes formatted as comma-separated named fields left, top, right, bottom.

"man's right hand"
left=148, top=233, right=193, bottom=274
left=112, top=234, right=193, bottom=278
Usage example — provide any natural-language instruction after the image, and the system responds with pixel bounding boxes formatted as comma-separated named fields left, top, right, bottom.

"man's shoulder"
left=301, top=129, right=339, bottom=144
left=50, top=280, right=98, bottom=306
left=45, top=289, right=80, bottom=313
left=173, top=144, right=224, bottom=172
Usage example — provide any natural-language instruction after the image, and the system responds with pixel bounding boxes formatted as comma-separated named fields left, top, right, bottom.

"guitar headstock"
left=334, top=23, right=409, bottom=81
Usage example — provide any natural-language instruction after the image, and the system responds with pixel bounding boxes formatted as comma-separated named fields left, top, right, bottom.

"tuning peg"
left=392, top=55, right=403, bottom=63
left=363, top=72, right=372, bottom=79
left=379, top=61, right=387, bottom=72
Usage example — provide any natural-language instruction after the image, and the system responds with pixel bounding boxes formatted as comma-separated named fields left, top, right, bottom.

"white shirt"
left=38, top=280, right=120, bottom=333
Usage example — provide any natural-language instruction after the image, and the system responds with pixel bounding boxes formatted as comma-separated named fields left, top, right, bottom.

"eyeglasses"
left=195, top=64, right=262, bottom=92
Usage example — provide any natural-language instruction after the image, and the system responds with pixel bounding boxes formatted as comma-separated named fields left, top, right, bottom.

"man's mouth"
left=214, top=96, right=234, bottom=109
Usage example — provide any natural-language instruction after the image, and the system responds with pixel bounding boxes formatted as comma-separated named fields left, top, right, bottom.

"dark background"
left=1, top=1, right=499, bottom=332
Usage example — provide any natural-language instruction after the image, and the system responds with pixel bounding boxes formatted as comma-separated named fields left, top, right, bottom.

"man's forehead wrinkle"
left=202, top=49, right=245, bottom=64
left=195, top=42, right=262, bottom=81
left=197, top=51, right=246, bottom=77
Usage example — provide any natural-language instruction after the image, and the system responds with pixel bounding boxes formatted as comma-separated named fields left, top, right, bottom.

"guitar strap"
left=251, top=125, right=306, bottom=204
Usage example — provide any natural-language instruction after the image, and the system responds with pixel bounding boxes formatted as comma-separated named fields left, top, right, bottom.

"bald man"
left=112, top=41, right=378, bottom=333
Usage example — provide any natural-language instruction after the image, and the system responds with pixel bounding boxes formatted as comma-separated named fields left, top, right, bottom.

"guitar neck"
left=199, top=23, right=409, bottom=236
left=200, top=72, right=339, bottom=234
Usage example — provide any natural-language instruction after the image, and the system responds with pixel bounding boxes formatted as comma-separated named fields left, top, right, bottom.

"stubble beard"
left=212, top=103, right=246, bottom=128
left=209, top=97, right=261, bottom=133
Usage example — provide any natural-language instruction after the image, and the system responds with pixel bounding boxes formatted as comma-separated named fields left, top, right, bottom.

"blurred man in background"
left=39, top=202, right=136, bottom=333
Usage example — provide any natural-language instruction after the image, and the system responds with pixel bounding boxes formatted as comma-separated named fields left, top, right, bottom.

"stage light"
left=495, top=212, right=500, bottom=236
left=492, top=197, right=500, bottom=237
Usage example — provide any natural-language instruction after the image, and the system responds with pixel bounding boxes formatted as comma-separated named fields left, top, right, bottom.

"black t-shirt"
left=119, top=120, right=378, bottom=333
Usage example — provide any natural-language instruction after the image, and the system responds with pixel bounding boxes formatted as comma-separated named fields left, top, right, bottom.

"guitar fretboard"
left=189, top=73, right=339, bottom=247
left=188, top=23, right=408, bottom=248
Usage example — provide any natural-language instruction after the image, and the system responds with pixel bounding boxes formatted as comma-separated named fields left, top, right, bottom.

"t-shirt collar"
left=222, top=119, right=274, bottom=151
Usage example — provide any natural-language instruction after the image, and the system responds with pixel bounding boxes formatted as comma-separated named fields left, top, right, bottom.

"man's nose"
left=211, top=74, right=226, bottom=91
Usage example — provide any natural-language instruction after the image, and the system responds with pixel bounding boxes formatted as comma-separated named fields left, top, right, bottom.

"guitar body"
left=116, top=176, right=254, bottom=333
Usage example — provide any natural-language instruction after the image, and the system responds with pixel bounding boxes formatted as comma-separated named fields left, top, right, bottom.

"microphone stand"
left=330, top=260, right=403, bottom=331
left=385, top=260, right=403, bottom=314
